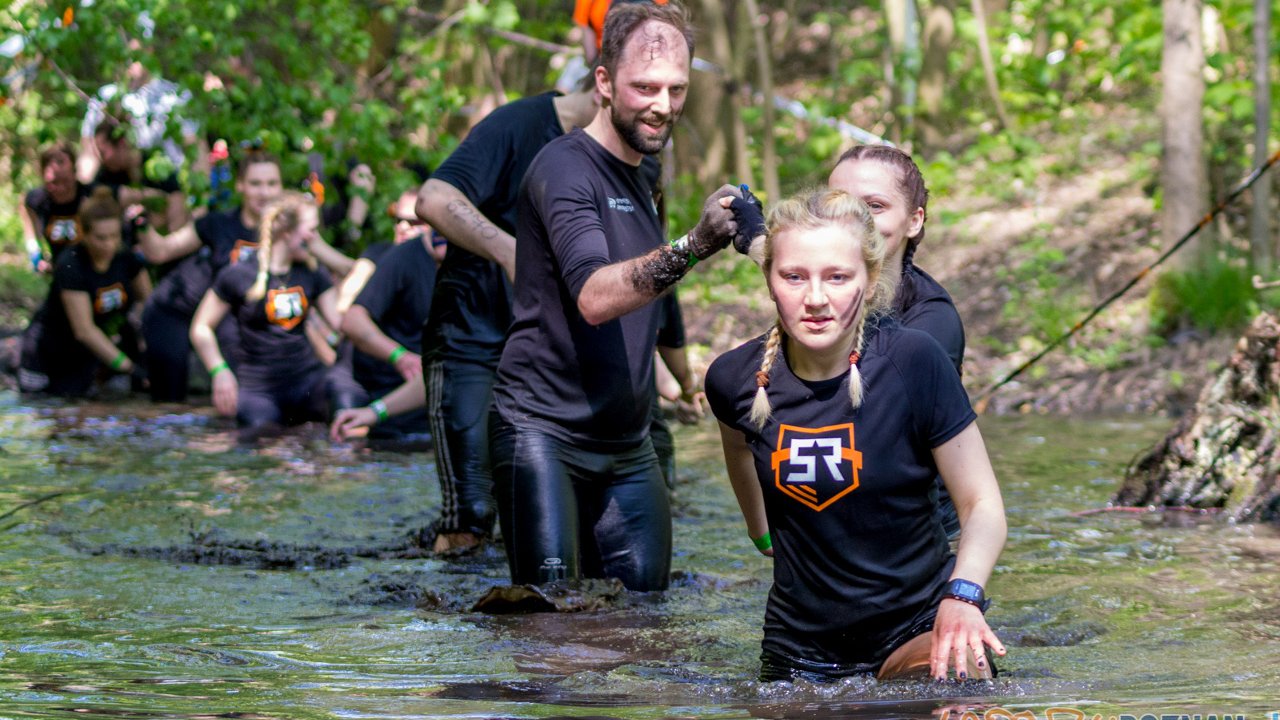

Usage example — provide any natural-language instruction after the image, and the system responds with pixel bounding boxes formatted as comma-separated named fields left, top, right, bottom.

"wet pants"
left=143, top=300, right=239, bottom=403
left=490, top=419, right=672, bottom=591
left=237, top=366, right=329, bottom=433
left=19, top=318, right=141, bottom=397
left=425, top=359, right=496, bottom=535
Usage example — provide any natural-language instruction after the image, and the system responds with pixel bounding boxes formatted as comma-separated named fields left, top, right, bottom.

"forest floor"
left=683, top=103, right=1245, bottom=418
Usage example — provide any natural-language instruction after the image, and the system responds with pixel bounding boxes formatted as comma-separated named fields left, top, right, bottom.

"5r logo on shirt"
left=94, top=283, right=127, bottom=315
left=266, top=286, right=308, bottom=330
left=48, top=216, right=81, bottom=243
left=230, top=240, right=260, bottom=265
left=770, top=423, right=862, bottom=511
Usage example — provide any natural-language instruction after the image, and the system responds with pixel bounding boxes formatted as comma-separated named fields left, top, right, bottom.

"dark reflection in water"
left=3, top=396, right=1280, bottom=719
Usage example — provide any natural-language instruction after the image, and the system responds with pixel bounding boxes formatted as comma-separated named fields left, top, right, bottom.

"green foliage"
left=1149, top=256, right=1259, bottom=335
left=994, top=229, right=1080, bottom=344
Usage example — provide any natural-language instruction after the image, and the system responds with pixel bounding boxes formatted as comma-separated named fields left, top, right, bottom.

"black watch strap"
left=942, top=578, right=991, bottom=612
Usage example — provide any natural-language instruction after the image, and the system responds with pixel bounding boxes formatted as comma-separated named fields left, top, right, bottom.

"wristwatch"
left=942, top=578, right=991, bottom=612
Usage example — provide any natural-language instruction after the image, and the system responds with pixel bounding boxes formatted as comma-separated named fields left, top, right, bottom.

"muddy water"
left=2, top=392, right=1279, bottom=719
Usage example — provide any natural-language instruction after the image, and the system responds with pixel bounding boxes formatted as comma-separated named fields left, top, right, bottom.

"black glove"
left=729, top=187, right=765, bottom=255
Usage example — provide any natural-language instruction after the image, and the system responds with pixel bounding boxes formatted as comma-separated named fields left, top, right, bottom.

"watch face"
left=948, top=579, right=984, bottom=601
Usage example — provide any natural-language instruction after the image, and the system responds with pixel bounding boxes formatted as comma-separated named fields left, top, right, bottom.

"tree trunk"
left=1160, top=0, right=1210, bottom=268
left=1117, top=312, right=1280, bottom=523
left=969, top=0, right=1012, bottom=132
left=884, top=0, right=920, bottom=148
left=917, top=0, right=957, bottom=152
left=742, top=0, right=780, bottom=203
left=1251, top=0, right=1273, bottom=271
left=689, top=0, right=736, bottom=187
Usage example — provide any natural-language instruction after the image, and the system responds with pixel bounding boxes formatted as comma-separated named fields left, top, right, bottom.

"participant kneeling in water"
left=705, top=188, right=1008, bottom=682
left=190, top=192, right=341, bottom=440
left=18, top=186, right=151, bottom=396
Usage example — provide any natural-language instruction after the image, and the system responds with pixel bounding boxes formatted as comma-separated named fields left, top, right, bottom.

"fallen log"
left=1116, top=312, right=1280, bottom=522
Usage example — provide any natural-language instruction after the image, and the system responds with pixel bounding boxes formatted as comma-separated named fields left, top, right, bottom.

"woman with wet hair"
left=190, top=192, right=340, bottom=439
left=829, top=144, right=966, bottom=536
left=705, top=188, right=1007, bottom=683
left=138, top=149, right=284, bottom=403
left=18, top=186, right=151, bottom=396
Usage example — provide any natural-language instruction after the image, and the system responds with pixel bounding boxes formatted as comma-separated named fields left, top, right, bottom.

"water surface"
left=1, top=393, right=1278, bottom=719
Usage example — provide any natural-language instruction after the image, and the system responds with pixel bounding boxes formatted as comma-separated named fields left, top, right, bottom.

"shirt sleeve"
left=898, top=331, right=975, bottom=448
left=352, top=257, right=399, bottom=322
left=53, top=252, right=89, bottom=293
left=529, top=168, right=611, bottom=301
left=212, top=263, right=247, bottom=304
left=432, top=113, right=518, bottom=209
left=903, top=298, right=965, bottom=375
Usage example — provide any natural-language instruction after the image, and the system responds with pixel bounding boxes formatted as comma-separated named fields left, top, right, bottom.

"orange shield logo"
left=94, top=283, right=127, bottom=315
left=770, top=423, right=862, bottom=511
left=230, top=239, right=260, bottom=265
left=265, top=286, right=308, bottom=330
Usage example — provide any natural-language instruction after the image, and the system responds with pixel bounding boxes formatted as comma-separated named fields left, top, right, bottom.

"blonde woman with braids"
left=190, top=192, right=341, bottom=439
left=705, top=188, right=1008, bottom=683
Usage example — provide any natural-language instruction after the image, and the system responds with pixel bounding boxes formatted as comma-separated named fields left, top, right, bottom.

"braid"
left=846, top=314, right=868, bottom=409
left=749, top=323, right=784, bottom=431
left=245, top=204, right=282, bottom=303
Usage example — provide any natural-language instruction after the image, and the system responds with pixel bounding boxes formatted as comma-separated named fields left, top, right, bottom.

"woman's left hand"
left=929, top=598, right=1006, bottom=681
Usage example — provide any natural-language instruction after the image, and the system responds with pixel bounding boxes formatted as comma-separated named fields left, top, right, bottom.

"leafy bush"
left=1149, top=256, right=1259, bottom=335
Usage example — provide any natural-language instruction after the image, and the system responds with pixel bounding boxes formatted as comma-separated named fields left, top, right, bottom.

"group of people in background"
left=13, top=0, right=1013, bottom=686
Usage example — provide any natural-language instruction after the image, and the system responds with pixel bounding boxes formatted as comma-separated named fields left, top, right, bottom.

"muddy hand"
left=688, top=184, right=742, bottom=260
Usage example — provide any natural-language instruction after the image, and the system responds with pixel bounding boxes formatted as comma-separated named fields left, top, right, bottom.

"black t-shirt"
left=896, top=262, right=965, bottom=376
left=36, top=244, right=145, bottom=353
left=494, top=129, right=665, bottom=448
left=351, top=239, right=437, bottom=392
left=150, top=209, right=258, bottom=318
left=655, top=291, right=686, bottom=349
left=212, top=261, right=332, bottom=386
left=705, top=317, right=976, bottom=666
left=360, top=241, right=394, bottom=265
left=24, top=183, right=97, bottom=258
left=423, top=92, right=565, bottom=366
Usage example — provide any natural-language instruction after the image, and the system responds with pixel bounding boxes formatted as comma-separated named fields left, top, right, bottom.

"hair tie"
left=849, top=351, right=861, bottom=366
left=755, top=370, right=770, bottom=388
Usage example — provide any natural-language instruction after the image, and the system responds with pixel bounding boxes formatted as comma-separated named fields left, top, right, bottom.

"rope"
left=974, top=147, right=1280, bottom=408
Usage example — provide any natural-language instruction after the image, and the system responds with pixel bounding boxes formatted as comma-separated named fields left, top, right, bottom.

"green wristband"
left=752, top=531, right=772, bottom=552
left=370, top=399, right=389, bottom=424
left=110, top=351, right=128, bottom=371
left=387, top=346, right=407, bottom=364
left=209, top=361, right=230, bottom=377
left=669, top=234, right=699, bottom=268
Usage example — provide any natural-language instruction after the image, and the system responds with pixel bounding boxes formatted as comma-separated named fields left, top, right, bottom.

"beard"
left=610, top=104, right=676, bottom=156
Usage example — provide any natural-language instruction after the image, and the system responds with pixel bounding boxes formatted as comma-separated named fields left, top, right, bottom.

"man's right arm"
left=417, top=178, right=515, bottom=281
left=576, top=185, right=741, bottom=326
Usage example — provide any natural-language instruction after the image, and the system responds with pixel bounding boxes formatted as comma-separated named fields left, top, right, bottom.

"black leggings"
left=237, top=366, right=329, bottom=433
left=20, top=318, right=141, bottom=397
left=426, top=359, right=496, bottom=535
left=143, top=300, right=239, bottom=403
left=490, top=419, right=671, bottom=591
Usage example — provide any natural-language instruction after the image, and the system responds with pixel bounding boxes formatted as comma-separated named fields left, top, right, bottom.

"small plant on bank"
left=1149, top=254, right=1259, bottom=337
